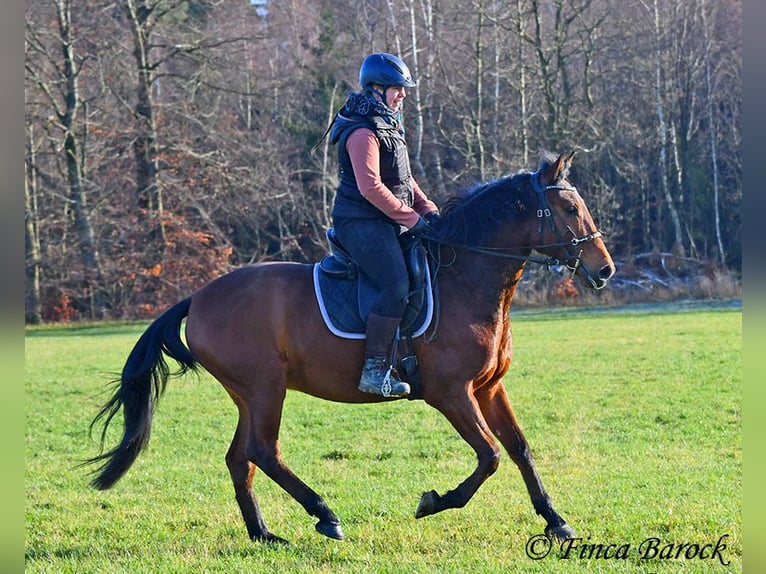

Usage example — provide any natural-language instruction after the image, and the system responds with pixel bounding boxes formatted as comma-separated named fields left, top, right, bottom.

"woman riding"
left=329, top=53, right=440, bottom=398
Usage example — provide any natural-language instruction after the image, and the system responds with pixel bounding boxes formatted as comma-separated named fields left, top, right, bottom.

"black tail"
left=83, top=297, right=199, bottom=490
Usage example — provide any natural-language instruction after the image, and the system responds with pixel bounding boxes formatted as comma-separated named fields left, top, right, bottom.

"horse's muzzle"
left=582, top=262, right=616, bottom=290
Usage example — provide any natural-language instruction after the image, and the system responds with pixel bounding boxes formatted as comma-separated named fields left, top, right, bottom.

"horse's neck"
left=445, top=250, right=527, bottom=319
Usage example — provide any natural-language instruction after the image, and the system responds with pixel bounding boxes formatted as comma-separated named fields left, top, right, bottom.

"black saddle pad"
left=313, top=262, right=434, bottom=339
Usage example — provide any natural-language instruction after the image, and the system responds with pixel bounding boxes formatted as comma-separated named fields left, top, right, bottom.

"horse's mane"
left=429, top=152, right=567, bottom=247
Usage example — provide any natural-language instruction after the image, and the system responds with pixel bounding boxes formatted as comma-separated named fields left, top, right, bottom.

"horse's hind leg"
left=241, top=384, right=345, bottom=541
left=226, top=396, right=344, bottom=542
left=477, top=385, right=576, bottom=540
left=226, top=404, right=287, bottom=544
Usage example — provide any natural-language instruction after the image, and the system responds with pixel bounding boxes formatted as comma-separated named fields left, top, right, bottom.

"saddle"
left=313, top=228, right=435, bottom=340
left=313, top=229, right=438, bottom=400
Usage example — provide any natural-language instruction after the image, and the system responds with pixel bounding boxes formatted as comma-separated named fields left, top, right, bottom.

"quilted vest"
left=331, top=113, right=415, bottom=220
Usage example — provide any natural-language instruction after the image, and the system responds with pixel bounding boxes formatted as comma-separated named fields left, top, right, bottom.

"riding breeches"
left=333, top=217, right=410, bottom=319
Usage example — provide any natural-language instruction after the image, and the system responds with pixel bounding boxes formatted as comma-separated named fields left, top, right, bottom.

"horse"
left=85, top=150, right=615, bottom=544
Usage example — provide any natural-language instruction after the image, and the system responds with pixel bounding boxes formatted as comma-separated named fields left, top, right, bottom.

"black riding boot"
left=358, top=313, right=410, bottom=397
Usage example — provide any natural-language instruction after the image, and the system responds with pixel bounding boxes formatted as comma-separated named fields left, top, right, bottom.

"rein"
left=420, top=171, right=604, bottom=342
left=425, top=171, right=603, bottom=272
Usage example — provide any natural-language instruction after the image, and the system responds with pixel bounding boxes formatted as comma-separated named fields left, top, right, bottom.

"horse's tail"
left=83, top=297, right=199, bottom=490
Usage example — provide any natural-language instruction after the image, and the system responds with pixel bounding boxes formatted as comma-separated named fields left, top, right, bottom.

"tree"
left=24, top=126, right=43, bottom=324
left=25, top=0, right=107, bottom=319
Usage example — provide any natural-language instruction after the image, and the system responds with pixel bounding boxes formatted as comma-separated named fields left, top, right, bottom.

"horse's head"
left=428, top=152, right=616, bottom=290
left=527, top=151, right=615, bottom=290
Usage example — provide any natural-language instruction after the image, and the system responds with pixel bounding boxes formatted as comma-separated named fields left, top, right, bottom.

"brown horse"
left=86, top=151, right=615, bottom=544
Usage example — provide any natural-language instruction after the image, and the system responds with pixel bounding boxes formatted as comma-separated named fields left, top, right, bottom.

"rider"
left=329, top=53, right=439, bottom=398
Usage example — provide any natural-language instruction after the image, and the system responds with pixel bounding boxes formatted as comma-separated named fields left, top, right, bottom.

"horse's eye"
left=565, top=205, right=578, bottom=215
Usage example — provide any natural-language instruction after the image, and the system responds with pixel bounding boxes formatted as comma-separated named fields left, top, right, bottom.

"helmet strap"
left=367, top=85, right=387, bottom=103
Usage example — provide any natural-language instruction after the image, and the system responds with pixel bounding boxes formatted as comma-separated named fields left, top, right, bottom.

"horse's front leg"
left=477, top=384, right=576, bottom=541
left=415, top=390, right=501, bottom=518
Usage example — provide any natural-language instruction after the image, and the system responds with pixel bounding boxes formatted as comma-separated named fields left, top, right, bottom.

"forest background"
left=24, top=0, right=742, bottom=323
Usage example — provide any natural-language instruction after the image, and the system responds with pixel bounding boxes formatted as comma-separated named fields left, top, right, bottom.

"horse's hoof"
left=254, top=532, right=290, bottom=545
left=545, top=523, right=576, bottom=541
left=415, top=490, right=439, bottom=519
left=316, top=519, right=344, bottom=540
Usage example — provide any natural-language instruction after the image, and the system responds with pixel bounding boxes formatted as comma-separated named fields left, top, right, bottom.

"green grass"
left=25, top=305, right=741, bottom=573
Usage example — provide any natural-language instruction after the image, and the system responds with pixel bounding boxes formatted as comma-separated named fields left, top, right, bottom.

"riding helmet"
left=358, top=53, right=416, bottom=89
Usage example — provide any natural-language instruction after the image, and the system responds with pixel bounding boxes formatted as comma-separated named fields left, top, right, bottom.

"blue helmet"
left=358, top=53, right=416, bottom=89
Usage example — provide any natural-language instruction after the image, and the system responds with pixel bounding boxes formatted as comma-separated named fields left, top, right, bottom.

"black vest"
left=330, top=111, right=415, bottom=221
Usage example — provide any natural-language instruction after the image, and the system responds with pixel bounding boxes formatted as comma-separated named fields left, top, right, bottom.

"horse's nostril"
left=599, top=264, right=615, bottom=280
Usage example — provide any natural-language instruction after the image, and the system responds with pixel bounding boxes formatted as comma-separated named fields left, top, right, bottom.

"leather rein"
left=418, top=171, right=606, bottom=342
left=425, top=171, right=603, bottom=273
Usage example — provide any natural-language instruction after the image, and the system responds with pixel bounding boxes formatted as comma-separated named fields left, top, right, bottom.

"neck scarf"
left=342, top=91, right=402, bottom=131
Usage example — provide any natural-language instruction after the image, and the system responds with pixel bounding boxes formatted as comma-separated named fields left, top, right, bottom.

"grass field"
left=25, top=303, right=741, bottom=573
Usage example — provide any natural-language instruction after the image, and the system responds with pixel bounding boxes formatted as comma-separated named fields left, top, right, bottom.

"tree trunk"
left=650, top=0, right=685, bottom=255
left=55, top=0, right=107, bottom=318
left=125, top=0, right=166, bottom=250
left=407, top=0, right=427, bottom=180
left=516, top=0, right=529, bottom=165
left=701, top=2, right=725, bottom=265
left=473, top=3, right=486, bottom=180
left=530, top=0, right=558, bottom=138
left=418, top=0, right=446, bottom=197
left=24, top=127, right=42, bottom=325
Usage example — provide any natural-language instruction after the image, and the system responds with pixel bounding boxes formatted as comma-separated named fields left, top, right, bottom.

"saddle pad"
left=312, top=263, right=434, bottom=340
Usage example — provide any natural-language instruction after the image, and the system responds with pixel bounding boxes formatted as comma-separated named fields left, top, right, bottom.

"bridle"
left=526, top=171, right=603, bottom=275
left=416, top=171, right=603, bottom=343
left=420, top=171, right=607, bottom=341
left=426, top=171, right=603, bottom=275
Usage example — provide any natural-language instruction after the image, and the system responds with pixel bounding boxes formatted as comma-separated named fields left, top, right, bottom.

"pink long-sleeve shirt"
left=346, top=127, right=438, bottom=229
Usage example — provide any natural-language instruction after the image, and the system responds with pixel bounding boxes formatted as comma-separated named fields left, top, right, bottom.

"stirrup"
left=358, top=357, right=410, bottom=397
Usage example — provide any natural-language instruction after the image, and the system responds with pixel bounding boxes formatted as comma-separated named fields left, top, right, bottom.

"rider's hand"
left=409, top=216, right=431, bottom=236
left=424, top=211, right=440, bottom=225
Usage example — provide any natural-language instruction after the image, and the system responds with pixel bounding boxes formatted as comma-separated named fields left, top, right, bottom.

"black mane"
left=429, top=153, right=567, bottom=247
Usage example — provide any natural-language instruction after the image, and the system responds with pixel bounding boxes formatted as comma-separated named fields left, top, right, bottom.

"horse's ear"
left=556, top=151, right=576, bottom=181
left=540, top=151, right=575, bottom=185
left=557, top=151, right=575, bottom=176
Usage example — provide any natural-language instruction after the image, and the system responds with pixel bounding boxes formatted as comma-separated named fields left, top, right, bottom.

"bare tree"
left=24, top=126, right=43, bottom=324
left=414, top=0, right=447, bottom=196
left=646, top=0, right=684, bottom=255
left=122, top=0, right=169, bottom=249
left=700, top=0, right=725, bottom=265
left=25, top=0, right=107, bottom=318
left=23, top=0, right=743, bottom=322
